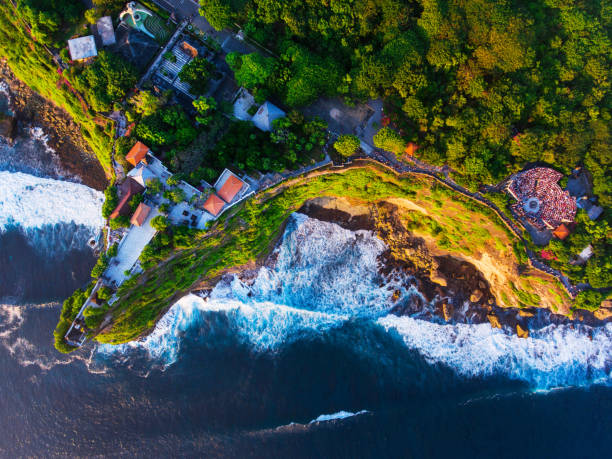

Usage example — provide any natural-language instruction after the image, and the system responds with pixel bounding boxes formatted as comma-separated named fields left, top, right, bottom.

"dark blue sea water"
left=0, top=122, right=611, bottom=458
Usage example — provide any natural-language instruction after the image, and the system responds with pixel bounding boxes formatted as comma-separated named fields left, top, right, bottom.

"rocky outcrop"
left=297, top=195, right=597, bottom=335
left=516, top=324, right=529, bottom=338
left=0, top=113, right=15, bottom=141
left=594, top=300, right=612, bottom=320
left=0, top=61, right=107, bottom=190
left=487, top=314, right=502, bottom=329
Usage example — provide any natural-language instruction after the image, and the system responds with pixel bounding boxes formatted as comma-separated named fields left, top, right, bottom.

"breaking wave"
left=0, top=170, right=103, bottom=230
left=309, top=410, right=369, bottom=424
left=378, top=315, right=612, bottom=389
left=98, top=213, right=612, bottom=389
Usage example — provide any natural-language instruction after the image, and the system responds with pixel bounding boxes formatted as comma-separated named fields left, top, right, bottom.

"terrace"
left=507, top=167, right=577, bottom=231
left=151, top=36, right=216, bottom=99
left=103, top=205, right=161, bottom=287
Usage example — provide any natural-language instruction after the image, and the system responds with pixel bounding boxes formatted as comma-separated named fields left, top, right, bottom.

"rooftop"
left=508, top=167, right=576, bottom=230
left=126, top=141, right=149, bottom=167
left=97, top=16, right=116, bottom=46
left=68, top=35, right=97, bottom=60
left=251, top=101, right=286, bottom=132
left=110, top=178, right=145, bottom=219
left=127, top=162, right=156, bottom=187
left=552, top=223, right=571, bottom=240
left=130, top=202, right=151, bottom=226
left=203, top=194, right=225, bottom=216
left=215, top=169, right=247, bottom=203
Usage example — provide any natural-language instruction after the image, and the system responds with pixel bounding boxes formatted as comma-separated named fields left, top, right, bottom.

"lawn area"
left=92, top=165, right=569, bottom=346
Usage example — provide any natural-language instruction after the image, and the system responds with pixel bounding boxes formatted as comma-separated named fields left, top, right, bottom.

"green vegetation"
left=193, top=96, right=217, bottom=125
left=131, top=89, right=166, bottom=117
left=333, top=135, right=361, bottom=158
left=93, top=166, right=540, bottom=344
left=135, top=105, right=197, bottom=148
left=0, top=2, right=118, bottom=173
left=546, top=210, right=612, bottom=288
left=101, top=185, right=119, bottom=219
left=150, top=215, right=169, bottom=231
left=373, top=127, right=406, bottom=157
left=201, top=0, right=611, bottom=202
left=70, top=50, right=138, bottom=112
left=53, top=284, right=93, bottom=353
left=178, top=57, right=215, bottom=95
left=572, top=290, right=604, bottom=312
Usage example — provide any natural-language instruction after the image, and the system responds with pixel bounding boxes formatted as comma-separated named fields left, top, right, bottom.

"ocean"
left=0, top=116, right=611, bottom=458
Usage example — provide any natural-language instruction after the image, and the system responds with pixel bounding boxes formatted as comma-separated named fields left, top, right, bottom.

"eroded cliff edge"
left=296, top=196, right=604, bottom=334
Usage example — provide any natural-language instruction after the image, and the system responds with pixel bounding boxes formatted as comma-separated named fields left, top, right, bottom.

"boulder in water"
left=442, top=302, right=453, bottom=322
left=518, top=308, right=535, bottom=318
left=487, top=314, right=502, bottom=329
left=470, top=289, right=483, bottom=303
left=516, top=324, right=529, bottom=338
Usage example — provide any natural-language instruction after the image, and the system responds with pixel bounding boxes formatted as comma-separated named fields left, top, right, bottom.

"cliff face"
left=299, top=195, right=575, bottom=332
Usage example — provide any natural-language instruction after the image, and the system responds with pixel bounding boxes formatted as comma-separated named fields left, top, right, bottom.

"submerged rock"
left=516, top=324, right=529, bottom=338
left=442, top=302, right=453, bottom=322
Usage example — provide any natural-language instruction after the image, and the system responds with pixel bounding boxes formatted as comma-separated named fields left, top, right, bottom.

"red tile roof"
left=217, top=174, right=244, bottom=203
left=203, top=194, right=225, bottom=216
left=130, top=202, right=151, bottom=227
left=126, top=141, right=149, bottom=167
left=552, top=223, right=571, bottom=240
left=404, top=142, right=419, bottom=156
left=110, top=178, right=144, bottom=219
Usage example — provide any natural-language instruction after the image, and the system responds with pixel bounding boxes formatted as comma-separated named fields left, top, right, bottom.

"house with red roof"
left=110, top=178, right=145, bottom=219
left=125, top=141, right=150, bottom=167
left=130, top=202, right=151, bottom=227
left=202, top=193, right=225, bottom=217
left=214, top=169, right=249, bottom=204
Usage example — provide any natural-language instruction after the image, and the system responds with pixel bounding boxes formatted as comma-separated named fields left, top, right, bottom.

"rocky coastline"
left=0, top=60, right=107, bottom=190
left=296, top=197, right=608, bottom=336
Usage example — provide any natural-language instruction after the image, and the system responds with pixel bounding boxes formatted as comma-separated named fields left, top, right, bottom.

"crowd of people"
left=508, top=167, right=576, bottom=230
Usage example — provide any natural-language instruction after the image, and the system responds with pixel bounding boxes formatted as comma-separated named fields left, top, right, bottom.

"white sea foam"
left=378, top=315, right=612, bottom=389
left=99, top=213, right=612, bottom=389
left=98, top=293, right=349, bottom=367
left=0, top=170, right=104, bottom=230
left=309, top=410, right=369, bottom=423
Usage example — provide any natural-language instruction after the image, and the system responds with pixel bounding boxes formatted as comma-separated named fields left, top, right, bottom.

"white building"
left=251, top=101, right=286, bottom=132
left=67, top=35, right=98, bottom=61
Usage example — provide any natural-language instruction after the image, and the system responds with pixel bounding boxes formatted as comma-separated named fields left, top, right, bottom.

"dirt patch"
left=0, top=60, right=108, bottom=190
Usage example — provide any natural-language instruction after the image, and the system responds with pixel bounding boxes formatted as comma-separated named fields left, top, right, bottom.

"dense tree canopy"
left=18, top=0, right=83, bottom=46
left=202, top=0, right=611, bottom=203
left=72, top=51, right=138, bottom=112
left=178, top=57, right=215, bottom=96
left=135, top=106, right=197, bottom=148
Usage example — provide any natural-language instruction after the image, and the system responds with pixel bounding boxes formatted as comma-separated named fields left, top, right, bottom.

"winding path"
left=349, top=149, right=582, bottom=298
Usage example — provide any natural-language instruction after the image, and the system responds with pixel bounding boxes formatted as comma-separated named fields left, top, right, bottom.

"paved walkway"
left=352, top=149, right=583, bottom=298
left=103, top=207, right=160, bottom=287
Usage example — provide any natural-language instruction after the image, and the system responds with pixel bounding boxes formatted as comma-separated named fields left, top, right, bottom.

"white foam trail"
left=309, top=410, right=369, bottom=423
left=98, top=293, right=348, bottom=367
left=378, top=315, right=612, bottom=389
left=0, top=303, right=107, bottom=373
left=0, top=170, right=104, bottom=230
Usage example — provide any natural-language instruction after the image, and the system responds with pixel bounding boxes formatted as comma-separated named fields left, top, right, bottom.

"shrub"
left=101, top=185, right=118, bottom=219
left=151, top=215, right=169, bottom=231
left=334, top=134, right=361, bottom=157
